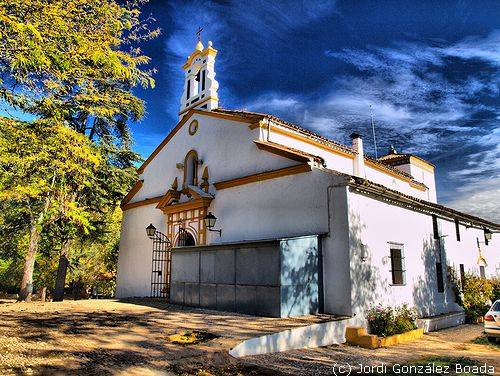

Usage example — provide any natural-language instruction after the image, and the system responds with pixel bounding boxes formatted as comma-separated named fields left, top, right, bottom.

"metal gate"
left=177, top=227, right=195, bottom=247
left=150, top=231, right=172, bottom=298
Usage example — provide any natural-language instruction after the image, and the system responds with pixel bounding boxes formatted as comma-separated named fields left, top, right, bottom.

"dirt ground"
left=0, top=299, right=498, bottom=375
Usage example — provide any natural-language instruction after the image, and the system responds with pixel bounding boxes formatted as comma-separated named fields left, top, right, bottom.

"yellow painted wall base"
left=345, top=327, right=379, bottom=348
left=346, top=327, right=424, bottom=349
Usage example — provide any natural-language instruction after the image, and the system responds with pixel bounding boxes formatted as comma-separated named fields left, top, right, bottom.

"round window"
left=189, top=120, right=198, bottom=135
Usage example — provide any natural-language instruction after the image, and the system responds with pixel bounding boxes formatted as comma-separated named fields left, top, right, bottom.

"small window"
left=390, top=246, right=405, bottom=285
left=455, top=219, right=461, bottom=241
left=459, top=264, right=465, bottom=291
left=188, top=120, right=198, bottom=135
left=432, top=215, right=439, bottom=239
left=479, top=265, right=486, bottom=279
left=436, top=262, right=444, bottom=292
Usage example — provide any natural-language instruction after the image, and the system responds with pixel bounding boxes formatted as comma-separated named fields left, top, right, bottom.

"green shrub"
left=462, top=273, right=493, bottom=322
left=367, top=304, right=417, bottom=337
left=447, top=266, right=463, bottom=306
left=491, top=278, right=500, bottom=302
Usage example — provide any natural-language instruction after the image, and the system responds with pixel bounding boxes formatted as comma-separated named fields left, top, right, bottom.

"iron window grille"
left=390, top=246, right=406, bottom=285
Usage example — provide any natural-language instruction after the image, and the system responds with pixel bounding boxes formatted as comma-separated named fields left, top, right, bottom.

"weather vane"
left=196, top=27, right=203, bottom=41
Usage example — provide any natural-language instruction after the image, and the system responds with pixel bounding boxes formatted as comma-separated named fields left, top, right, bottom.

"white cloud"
left=244, top=31, right=500, bottom=222
left=222, top=0, right=339, bottom=41
left=441, top=30, right=500, bottom=66
left=246, top=94, right=302, bottom=113
left=444, top=176, right=500, bottom=223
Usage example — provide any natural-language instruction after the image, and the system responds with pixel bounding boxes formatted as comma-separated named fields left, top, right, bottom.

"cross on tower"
left=196, top=27, right=203, bottom=41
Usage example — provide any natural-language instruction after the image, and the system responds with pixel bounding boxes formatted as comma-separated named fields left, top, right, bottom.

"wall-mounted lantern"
left=145, top=223, right=171, bottom=246
left=146, top=223, right=157, bottom=238
left=203, top=212, right=222, bottom=236
left=484, top=228, right=492, bottom=242
left=478, top=228, right=493, bottom=248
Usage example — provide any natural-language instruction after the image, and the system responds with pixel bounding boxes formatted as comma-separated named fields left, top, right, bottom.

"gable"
left=137, top=109, right=256, bottom=174
left=128, top=110, right=300, bottom=205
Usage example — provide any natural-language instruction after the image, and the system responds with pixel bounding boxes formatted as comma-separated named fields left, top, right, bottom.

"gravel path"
left=242, top=325, right=500, bottom=375
left=0, top=298, right=333, bottom=375
left=0, top=299, right=498, bottom=375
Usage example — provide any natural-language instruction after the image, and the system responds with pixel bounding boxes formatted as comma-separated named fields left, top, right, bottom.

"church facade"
left=116, top=40, right=500, bottom=320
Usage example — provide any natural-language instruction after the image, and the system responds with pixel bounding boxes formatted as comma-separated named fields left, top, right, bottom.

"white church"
left=116, top=39, right=499, bottom=321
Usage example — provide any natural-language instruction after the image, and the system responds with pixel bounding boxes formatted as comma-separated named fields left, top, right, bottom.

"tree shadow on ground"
left=0, top=300, right=324, bottom=376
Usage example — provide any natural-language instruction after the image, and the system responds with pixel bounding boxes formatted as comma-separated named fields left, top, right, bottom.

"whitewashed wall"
left=343, top=191, right=459, bottom=318
left=207, top=169, right=336, bottom=244
left=409, top=164, right=437, bottom=202
left=117, top=164, right=498, bottom=319
left=117, top=112, right=497, bottom=315
left=115, top=205, right=166, bottom=298
left=133, top=114, right=295, bottom=203
left=391, top=162, right=437, bottom=202
left=322, top=185, right=352, bottom=316
left=326, top=188, right=499, bottom=318
left=440, top=219, right=499, bottom=279
left=265, top=127, right=353, bottom=174
left=264, top=124, right=431, bottom=201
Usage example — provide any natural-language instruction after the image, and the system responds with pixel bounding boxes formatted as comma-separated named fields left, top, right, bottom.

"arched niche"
left=183, top=150, right=198, bottom=188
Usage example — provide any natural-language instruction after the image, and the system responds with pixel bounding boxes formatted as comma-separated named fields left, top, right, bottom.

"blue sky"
left=132, top=0, right=500, bottom=222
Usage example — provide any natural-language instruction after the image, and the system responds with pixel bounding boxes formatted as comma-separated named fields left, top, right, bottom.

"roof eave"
left=346, top=176, right=500, bottom=231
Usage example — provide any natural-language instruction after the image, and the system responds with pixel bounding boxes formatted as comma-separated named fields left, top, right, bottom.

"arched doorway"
left=177, top=228, right=196, bottom=247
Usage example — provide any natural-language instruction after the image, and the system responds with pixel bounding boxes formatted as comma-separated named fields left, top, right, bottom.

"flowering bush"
left=448, top=269, right=497, bottom=322
left=367, top=304, right=417, bottom=337
left=462, top=274, right=493, bottom=322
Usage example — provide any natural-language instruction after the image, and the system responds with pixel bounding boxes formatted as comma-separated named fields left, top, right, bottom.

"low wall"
left=417, top=311, right=465, bottom=333
left=229, top=317, right=356, bottom=357
left=170, top=235, right=320, bottom=317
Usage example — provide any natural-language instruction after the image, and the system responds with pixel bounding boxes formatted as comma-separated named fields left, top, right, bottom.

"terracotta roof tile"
left=213, top=108, right=425, bottom=188
left=346, top=174, right=500, bottom=230
left=213, top=108, right=354, bottom=155
left=253, top=140, right=325, bottom=165
left=378, top=152, right=435, bottom=168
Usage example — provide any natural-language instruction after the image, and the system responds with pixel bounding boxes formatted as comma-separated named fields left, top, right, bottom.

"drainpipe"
left=350, top=133, right=365, bottom=178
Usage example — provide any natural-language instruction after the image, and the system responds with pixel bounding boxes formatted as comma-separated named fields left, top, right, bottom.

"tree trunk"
left=40, top=287, right=47, bottom=302
left=18, top=222, right=40, bottom=302
left=53, top=239, right=71, bottom=302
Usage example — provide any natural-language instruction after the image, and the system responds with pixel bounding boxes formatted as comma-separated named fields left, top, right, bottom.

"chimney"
left=350, top=133, right=365, bottom=178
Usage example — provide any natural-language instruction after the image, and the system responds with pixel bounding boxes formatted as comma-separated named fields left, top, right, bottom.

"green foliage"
left=0, top=116, right=105, bottom=298
left=0, top=258, right=22, bottom=293
left=491, top=278, right=500, bottom=302
left=0, top=0, right=153, bottom=298
left=472, top=335, right=500, bottom=348
left=68, top=207, right=123, bottom=297
left=0, top=117, right=139, bottom=296
left=0, top=0, right=158, bottom=131
left=367, top=304, right=418, bottom=337
left=462, top=273, right=493, bottom=322
left=0, top=117, right=101, bottom=229
left=447, top=266, right=463, bottom=306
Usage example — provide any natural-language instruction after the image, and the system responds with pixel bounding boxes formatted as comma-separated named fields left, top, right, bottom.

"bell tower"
left=179, top=37, right=219, bottom=119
